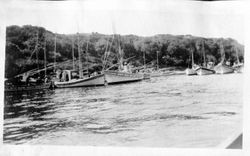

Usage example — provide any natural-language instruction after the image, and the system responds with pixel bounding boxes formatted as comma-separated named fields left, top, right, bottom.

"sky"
left=0, top=0, right=246, bottom=44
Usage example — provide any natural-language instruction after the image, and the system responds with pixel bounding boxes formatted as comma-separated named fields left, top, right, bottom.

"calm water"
left=4, top=74, right=243, bottom=148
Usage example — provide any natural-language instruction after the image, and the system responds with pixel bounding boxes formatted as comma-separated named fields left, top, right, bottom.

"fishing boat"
left=185, top=68, right=197, bottom=75
left=104, top=70, right=143, bottom=84
left=5, top=81, right=53, bottom=92
left=195, top=41, right=215, bottom=75
left=5, top=31, right=54, bottom=92
left=149, top=51, right=163, bottom=77
left=103, top=56, right=144, bottom=84
left=233, top=46, right=244, bottom=73
left=214, top=63, right=234, bottom=74
left=196, top=66, right=215, bottom=75
left=102, top=32, right=145, bottom=84
left=234, top=64, right=244, bottom=73
left=54, top=33, right=105, bottom=88
left=54, top=70, right=105, bottom=88
left=185, top=49, right=198, bottom=76
left=214, top=43, right=234, bottom=74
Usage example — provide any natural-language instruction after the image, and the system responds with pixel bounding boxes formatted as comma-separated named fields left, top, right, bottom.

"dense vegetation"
left=5, top=25, right=244, bottom=78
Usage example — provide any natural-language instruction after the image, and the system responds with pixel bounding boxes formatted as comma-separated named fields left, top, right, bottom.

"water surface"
left=4, top=74, right=243, bottom=147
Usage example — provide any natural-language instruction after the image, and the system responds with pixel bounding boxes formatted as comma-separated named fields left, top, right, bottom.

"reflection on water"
left=4, top=74, right=243, bottom=147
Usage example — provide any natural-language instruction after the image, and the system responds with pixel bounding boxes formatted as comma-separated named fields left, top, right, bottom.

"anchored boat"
left=104, top=70, right=143, bottom=84
left=54, top=70, right=105, bottom=88
left=195, top=67, right=215, bottom=75
left=53, top=34, right=106, bottom=88
left=102, top=32, right=145, bottom=84
left=5, top=31, right=54, bottom=93
left=185, top=44, right=198, bottom=76
left=185, top=68, right=197, bottom=75
left=214, top=43, right=234, bottom=74
left=5, top=81, right=53, bottom=92
left=214, top=63, right=234, bottom=74
left=195, top=40, right=215, bottom=75
left=234, top=64, right=244, bottom=73
left=233, top=46, right=244, bottom=73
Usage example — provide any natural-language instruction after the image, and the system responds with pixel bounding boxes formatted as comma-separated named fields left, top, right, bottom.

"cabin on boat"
left=120, top=62, right=133, bottom=73
left=55, top=69, right=81, bottom=82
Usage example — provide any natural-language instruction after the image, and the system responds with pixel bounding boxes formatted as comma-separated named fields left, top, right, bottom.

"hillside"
left=5, top=25, right=244, bottom=78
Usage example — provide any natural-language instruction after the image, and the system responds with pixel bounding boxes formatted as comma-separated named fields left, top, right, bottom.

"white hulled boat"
left=102, top=33, right=145, bottom=84
left=54, top=33, right=105, bottom=88
left=214, top=63, right=234, bottom=74
left=185, top=49, right=198, bottom=76
left=195, top=67, right=215, bottom=75
left=195, top=40, right=215, bottom=75
left=54, top=70, right=105, bottom=88
left=233, top=46, right=244, bottom=73
left=104, top=70, right=143, bottom=84
left=234, top=64, right=244, bottom=73
left=185, top=68, right=197, bottom=75
left=214, top=43, right=234, bottom=74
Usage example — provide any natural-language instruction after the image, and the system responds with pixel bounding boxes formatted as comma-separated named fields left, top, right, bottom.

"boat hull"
left=143, top=73, right=151, bottom=79
left=185, top=68, right=197, bottom=76
left=104, top=71, right=144, bottom=84
left=54, top=74, right=105, bottom=88
left=5, top=82, right=53, bottom=92
left=149, top=72, right=163, bottom=77
left=234, top=65, right=244, bottom=73
left=195, top=67, right=215, bottom=75
left=214, top=64, right=234, bottom=74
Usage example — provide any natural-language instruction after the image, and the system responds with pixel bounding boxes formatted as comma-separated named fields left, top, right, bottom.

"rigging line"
left=7, top=42, right=26, bottom=53
left=104, top=39, right=110, bottom=61
left=103, top=34, right=115, bottom=71
left=86, top=39, right=89, bottom=74
left=19, top=31, right=40, bottom=74
left=54, top=34, right=57, bottom=71
left=235, top=46, right=239, bottom=63
left=72, top=36, right=75, bottom=70
left=102, top=39, right=110, bottom=70
left=36, top=30, right=39, bottom=72
left=220, top=40, right=225, bottom=63
left=77, top=33, right=83, bottom=78
left=104, top=34, right=115, bottom=70
left=8, top=42, right=39, bottom=71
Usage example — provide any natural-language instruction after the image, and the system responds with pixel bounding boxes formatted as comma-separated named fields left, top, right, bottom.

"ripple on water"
left=3, top=74, right=243, bottom=146
left=204, top=111, right=236, bottom=116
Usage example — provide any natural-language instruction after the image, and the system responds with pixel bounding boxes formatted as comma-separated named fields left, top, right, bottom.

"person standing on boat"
left=123, top=62, right=129, bottom=72
left=65, top=73, right=69, bottom=81
left=26, top=76, right=31, bottom=86
left=44, top=76, right=49, bottom=83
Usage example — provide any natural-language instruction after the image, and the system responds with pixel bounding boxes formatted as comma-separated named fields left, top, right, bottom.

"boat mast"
left=202, top=40, right=206, bottom=67
left=118, top=41, right=123, bottom=71
left=36, top=31, right=39, bottom=70
left=86, top=41, right=89, bottom=74
left=72, top=36, right=75, bottom=70
left=156, top=51, right=159, bottom=71
left=54, top=34, right=57, bottom=72
left=191, top=49, right=194, bottom=67
left=44, top=35, right=47, bottom=76
left=143, top=51, right=146, bottom=70
left=77, top=33, right=83, bottom=78
left=219, top=41, right=225, bottom=64
left=235, top=46, right=239, bottom=64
